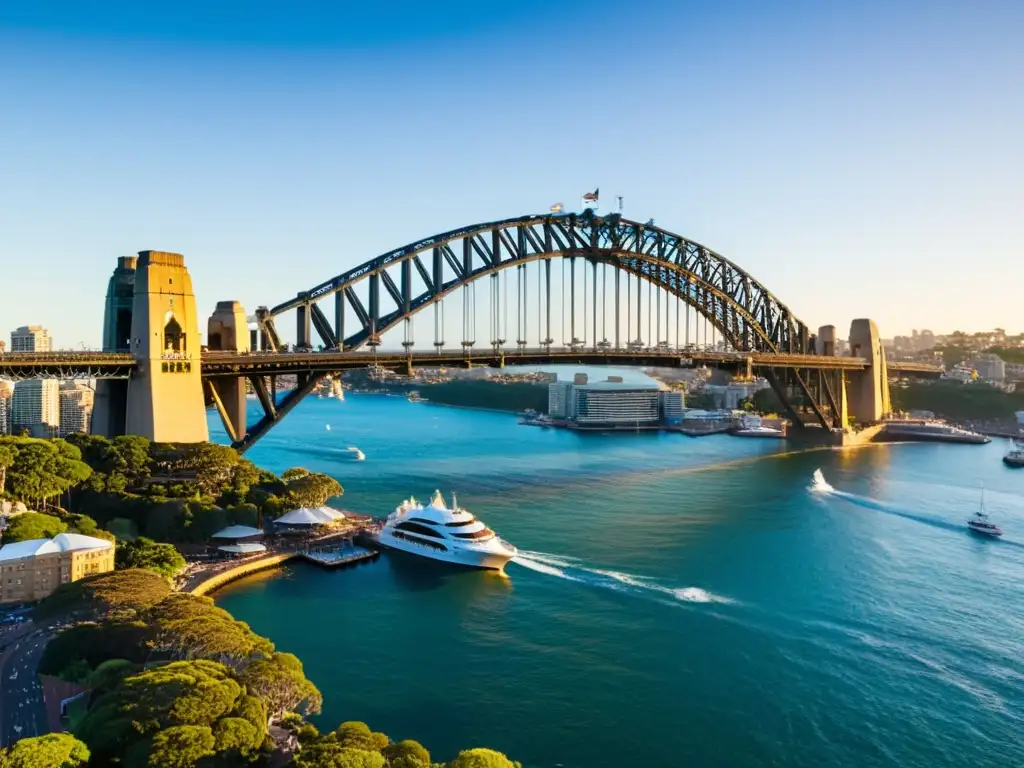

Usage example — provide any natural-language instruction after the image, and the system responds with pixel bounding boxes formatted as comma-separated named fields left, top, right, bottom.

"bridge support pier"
left=123, top=251, right=209, bottom=443
left=206, top=301, right=250, bottom=444
left=846, top=318, right=890, bottom=424
left=92, top=256, right=138, bottom=437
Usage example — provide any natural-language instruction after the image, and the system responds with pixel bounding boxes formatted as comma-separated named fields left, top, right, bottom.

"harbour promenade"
left=183, top=534, right=379, bottom=596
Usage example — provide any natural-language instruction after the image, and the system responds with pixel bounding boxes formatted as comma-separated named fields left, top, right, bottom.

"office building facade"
left=10, top=326, right=53, bottom=353
left=59, top=382, right=95, bottom=437
left=0, top=381, right=11, bottom=435
left=12, top=380, right=60, bottom=437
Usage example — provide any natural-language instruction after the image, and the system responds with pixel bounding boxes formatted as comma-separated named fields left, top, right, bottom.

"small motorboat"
left=1002, top=439, right=1024, bottom=468
left=966, top=485, right=1002, bottom=538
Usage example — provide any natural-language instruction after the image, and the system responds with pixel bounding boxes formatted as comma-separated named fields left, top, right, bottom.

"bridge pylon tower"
left=92, top=255, right=137, bottom=437
left=92, top=251, right=211, bottom=442
left=206, top=301, right=250, bottom=444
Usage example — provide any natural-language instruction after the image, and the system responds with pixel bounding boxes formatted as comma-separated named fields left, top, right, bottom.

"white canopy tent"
left=274, top=507, right=346, bottom=527
left=217, top=542, right=268, bottom=555
left=210, top=525, right=264, bottom=541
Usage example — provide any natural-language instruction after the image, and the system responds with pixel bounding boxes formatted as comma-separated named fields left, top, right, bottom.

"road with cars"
left=0, top=619, right=53, bottom=747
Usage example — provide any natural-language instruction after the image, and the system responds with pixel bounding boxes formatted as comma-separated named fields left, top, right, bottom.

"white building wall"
left=12, top=380, right=60, bottom=436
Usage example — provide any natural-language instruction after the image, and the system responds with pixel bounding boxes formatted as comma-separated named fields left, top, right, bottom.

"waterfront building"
left=12, top=379, right=60, bottom=437
left=0, top=381, right=11, bottom=435
left=59, top=381, right=95, bottom=437
left=10, top=325, right=53, bottom=353
left=0, top=533, right=114, bottom=605
left=548, top=374, right=662, bottom=427
left=704, top=377, right=771, bottom=410
left=660, top=390, right=686, bottom=424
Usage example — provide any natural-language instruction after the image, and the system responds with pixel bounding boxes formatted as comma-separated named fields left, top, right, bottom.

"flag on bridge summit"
left=582, top=188, right=599, bottom=203
left=550, top=203, right=564, bottom=213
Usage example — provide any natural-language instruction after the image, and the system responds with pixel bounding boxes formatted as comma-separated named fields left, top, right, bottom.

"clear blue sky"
left=1, top=1, right=1021, bottom=348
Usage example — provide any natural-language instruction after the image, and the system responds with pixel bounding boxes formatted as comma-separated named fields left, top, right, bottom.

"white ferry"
left=376, top=491, right=517, bottom=571
left=881, top=419, right=989, bottom=444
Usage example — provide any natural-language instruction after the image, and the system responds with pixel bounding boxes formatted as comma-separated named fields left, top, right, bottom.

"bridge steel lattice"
left=234, top=211, right=853, bottom=450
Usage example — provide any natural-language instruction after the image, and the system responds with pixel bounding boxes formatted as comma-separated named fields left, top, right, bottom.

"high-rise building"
left=11, top=380, right=60, bottom=437
left=10, top=326, right=53, bottom=353
left=59, top=382, right=95, bottom=437
left=0, top=381, right=12, bottom=435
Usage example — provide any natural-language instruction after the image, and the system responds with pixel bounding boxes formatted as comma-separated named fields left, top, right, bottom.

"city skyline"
left=1, top=1, right=1022, bottom=347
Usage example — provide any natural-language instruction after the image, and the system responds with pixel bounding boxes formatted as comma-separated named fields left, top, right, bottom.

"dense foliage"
left=36, top=568, right=172, bottom=621
left=0, top=733, right=90, bottom=768
left=0, top=437, right=92, bottom=510
left=115, top=537, right=187, bottom=578
left=76, top=659, right=267, bottom=767
left=891, top=381, right=1024, bottom=422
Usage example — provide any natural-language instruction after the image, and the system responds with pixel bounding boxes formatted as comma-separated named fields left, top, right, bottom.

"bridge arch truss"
left=261, top=211, right=812, bottom=357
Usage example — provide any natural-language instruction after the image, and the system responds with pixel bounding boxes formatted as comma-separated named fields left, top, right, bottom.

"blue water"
left=212, top=395, right=1024, bottom=767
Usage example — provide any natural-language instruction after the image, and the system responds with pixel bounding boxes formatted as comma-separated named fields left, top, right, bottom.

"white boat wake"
left=512, top=550, right=734, bottom=605
left=810, top=468, right=834, bottom=493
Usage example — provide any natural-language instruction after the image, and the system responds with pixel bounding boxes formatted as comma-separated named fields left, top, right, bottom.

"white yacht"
left=347, top=446, right=365, bottom=461
left=376, top=491, right=517, bottom=570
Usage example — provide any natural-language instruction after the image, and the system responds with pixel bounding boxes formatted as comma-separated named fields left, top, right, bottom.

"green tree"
left=333, top=722, right=388, bottom=752
left=239, top=652, right=322, bottom=720
left=2, top=512, right=67, bottom=543
left=106, top=435, right=152, bottom=481
left=146, top=594, right=274, bottom=663
left=286, top=472, right=343, bottom=508
left=0, top=438, right=91, bottom=510
left=146, top=725, right=216, bottom=768
left=36, top=568, right=171, bottom=621
left=383, top=739, right=431, bottom=768
left=116, top=537, right=186, bottom=578
left=86, top=658, right=139, bottom=693
left=75, top=659, right=257, bottom=766
left=445, top=748, right=522, bottom=768
left=294, top=744, right=386, bottom=768
left=0, top=443, right=17, bottom=497
left=0, top=733, right=90, bottom=768
left=39, top=623, right=152, bottom=676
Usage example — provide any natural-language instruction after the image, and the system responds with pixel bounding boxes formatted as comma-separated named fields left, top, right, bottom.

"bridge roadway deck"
left=0, top=350, right=941, bottom=378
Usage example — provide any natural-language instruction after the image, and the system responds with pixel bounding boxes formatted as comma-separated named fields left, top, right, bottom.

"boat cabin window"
left=407, top=517, right=439, bottom=526
left=444, top=518, right=477, bottom=527
left=391, top=530, right=447, bottom=551
left=394, top=521, right=444, bottom=538
left=452, top=528, right=494, bottom=540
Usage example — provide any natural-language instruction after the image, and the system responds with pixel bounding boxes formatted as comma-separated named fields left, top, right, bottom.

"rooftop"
left=0, top=533, right=113, bottom=563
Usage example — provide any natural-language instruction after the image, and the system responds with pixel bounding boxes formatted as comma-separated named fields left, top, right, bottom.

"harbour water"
left=212, top=394, right=1024, bottom=767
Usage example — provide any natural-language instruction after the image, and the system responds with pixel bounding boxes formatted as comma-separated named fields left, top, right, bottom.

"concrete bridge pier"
left=206, top=301, right=250, bottom=444
left=846, top=318, right=890, bottom=424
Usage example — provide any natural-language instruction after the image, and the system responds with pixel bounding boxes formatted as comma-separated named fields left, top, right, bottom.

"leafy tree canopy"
left=333, top=722, right=388, bottom=752
left=116, top=537, right=186, bottom=578
left=239, top=651, right=322, bottom=719
left=294, top=744, right=386, bottom=768
left=285, top=472, right=343, bottom=509
left=445, top=748, right=523, bottom=768
left=2, top=512, right=67, bottom=544
left=0, top=437, right=91, bottom=507
left=75, top=659, right=261, bottom=767
left=36, top=568, right=171, bottom=621
left=383, top=739, right=431, bottom=768
left=0, top=732, right=90, bottom=768
left=146, top=593, right=274, bottom=663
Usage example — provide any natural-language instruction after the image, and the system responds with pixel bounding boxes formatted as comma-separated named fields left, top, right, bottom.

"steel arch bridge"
left=258, top=210, right=813, bottom=357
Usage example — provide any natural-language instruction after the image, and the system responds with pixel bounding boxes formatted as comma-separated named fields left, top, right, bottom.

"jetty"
left=297, top=546, right=378, bottom=568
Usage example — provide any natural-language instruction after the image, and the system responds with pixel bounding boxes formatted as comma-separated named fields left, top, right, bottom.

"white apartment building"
left=10, top=326, right=53, bottom=352
left=12, top=380, right=60, bottom=437
left=59, top=382, right=95, bottom=437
